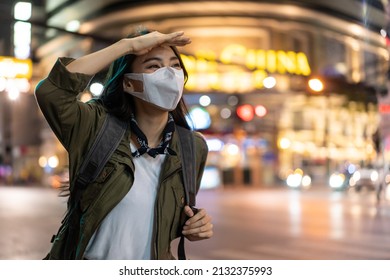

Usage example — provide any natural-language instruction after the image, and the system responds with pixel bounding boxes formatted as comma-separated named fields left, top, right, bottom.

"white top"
left=84, top=142, right=165, bottom=260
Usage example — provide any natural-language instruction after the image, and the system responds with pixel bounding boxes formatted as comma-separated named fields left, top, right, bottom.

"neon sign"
left=0, top=56, right=32, bottom=79
left=182, top=44, right=311, bottom=93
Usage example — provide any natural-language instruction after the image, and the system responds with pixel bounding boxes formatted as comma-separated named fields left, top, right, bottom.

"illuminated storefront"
left=173, top=18, right=387, bottom=186
left=0, top=56, right=34, bottom=184
left=181, top=43, right=314, bottom=187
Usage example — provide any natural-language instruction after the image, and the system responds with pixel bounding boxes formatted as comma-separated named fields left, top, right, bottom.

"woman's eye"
left=147, top=64, right=160, bottom=69
left=172, top=63, right=182, bottom=69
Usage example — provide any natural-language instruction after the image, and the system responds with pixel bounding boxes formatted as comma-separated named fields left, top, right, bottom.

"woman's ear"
left=123, top=77, right=144, bottom=93
left=123, top=77, right=134, bottom=92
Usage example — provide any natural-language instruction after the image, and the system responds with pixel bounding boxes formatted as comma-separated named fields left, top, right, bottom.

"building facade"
left=7, top=0, right=389, bottom=187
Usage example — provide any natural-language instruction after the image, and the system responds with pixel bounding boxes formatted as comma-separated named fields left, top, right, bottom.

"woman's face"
left=124, top=46, right=185, bottom=111
left=131, top=46, right=182, bottom=74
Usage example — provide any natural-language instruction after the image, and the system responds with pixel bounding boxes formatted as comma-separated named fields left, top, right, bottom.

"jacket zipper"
left=152, top=198, right=158, bottom=259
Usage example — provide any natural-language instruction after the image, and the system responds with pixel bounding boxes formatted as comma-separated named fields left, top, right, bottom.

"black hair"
left=98, top=29, right=191, bottom=129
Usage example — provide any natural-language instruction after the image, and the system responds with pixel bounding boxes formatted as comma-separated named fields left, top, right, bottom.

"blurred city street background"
left=1, top=183, right=390, bottom=260
left=2, top=0, right=390, bottom=260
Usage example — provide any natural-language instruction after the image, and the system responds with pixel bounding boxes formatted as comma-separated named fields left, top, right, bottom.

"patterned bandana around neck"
left=130, top=113, right=177, bottom=158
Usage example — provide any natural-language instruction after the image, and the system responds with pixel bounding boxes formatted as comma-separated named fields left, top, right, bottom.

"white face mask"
left=124, top=67, right=184, bottom=111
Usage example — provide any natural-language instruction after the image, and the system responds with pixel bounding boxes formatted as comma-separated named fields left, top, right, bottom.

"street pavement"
left=186, top=185, right=390, bottom=260
left=0, top=186, right=67, bottom=259
left=1, top=184, right=390, bottom=260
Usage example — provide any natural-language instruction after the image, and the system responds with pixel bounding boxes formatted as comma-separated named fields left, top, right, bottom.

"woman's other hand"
left=182, top=206, right=213, bottom=241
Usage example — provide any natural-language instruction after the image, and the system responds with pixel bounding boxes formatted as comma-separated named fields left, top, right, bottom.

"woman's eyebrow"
left=142, top=57, right=162, bottom=64
left=142, top=56, right=179, bottom=64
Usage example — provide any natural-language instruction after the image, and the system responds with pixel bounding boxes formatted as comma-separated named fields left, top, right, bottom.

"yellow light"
left=308, top=78, right=324, bottom=92
left=80, top=92, right=92, bottom=103
left=266, top=50, right=277, bottom=73
left=48, top=156, right=59, bottom=168
left=38, top=156, right=47, bottom=168
left=278, top=137, right=291, bottom=149
left=253, top=69, right=267, bottom=89
left=277, top=51, right=296, bottom=74
left=294, top=168, right=304, bottom=176
left=296, top=53, right=312, bottom=76
left=220, top=44, right=246, bottom=64
left=0, top=56, right=32, bottom=79
left=245, top=49, right=257, bottom=70
left=254, top=50, right=266, bottom=70
left=226, top=144, right=240, bottom=156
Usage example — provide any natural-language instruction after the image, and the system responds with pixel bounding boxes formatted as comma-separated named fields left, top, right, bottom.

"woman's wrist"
left=118, top=38, right=134, bottom=56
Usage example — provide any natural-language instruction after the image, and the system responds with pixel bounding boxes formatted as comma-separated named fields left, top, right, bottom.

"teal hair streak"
left=100, top=55, right=131, bottom=106
left=104, top=55, right=129, bottom=88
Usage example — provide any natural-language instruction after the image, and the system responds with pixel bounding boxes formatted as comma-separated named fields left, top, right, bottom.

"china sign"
left=0, top=56, right=32, bottom=79
left=181, top=44, right=311, bottom=93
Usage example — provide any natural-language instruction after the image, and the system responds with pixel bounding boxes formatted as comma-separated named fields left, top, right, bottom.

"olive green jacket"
left=35, top=58, right=208, bottom=260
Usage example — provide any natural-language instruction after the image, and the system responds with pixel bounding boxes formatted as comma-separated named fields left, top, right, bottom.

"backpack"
left=73, top=113, right=197, bottom=260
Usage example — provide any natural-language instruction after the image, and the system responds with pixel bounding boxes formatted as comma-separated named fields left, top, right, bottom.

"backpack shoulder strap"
left=176, top=125, right=197, bottom=260
left=176, top=125, right=196, bottom=206
left=75, top=114, right=127, bottom=189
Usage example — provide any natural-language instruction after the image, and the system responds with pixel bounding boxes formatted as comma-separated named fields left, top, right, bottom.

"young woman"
left=35, top=30, right=213, bottom=260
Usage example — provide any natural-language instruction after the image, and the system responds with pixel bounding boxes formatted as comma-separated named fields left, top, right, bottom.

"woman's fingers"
left=169, top=31, right=191, bottom=44
left=129, top=31, right=191, bottom=55
left=159, top=31, right=191, bottom=46
left=183, top=205, right=195, bottom=218
left=182, top=208, right=213, bottom=240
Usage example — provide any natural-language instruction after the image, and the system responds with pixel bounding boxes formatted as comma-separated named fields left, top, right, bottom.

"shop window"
left=363, top=50, right=381, bottom=86
left=321, top=38, right=346, bottom=77
left=292, top=111, right=304, bottom=130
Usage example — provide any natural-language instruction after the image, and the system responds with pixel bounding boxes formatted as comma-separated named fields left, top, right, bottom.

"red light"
left=379, top=104, right=390, bottom=113
left=237, top=105, right=254, bottom=121
left=255, top=105, right=267, bottom=117
left=386, top=37, right=390, bottom=47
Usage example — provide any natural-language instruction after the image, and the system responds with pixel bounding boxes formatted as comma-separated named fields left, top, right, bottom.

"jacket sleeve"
left=34, top=57, right=103, bottom=151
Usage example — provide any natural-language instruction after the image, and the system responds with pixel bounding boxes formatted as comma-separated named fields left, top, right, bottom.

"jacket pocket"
left=78, top=152, right=134, bottom=213
left=79, top=164, right=115, bottom=212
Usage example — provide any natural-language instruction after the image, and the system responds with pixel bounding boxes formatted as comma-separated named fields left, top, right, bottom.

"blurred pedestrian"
left=373, top=129, right=387, bottom=203
left=35, top=29, right=213, bottom=260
